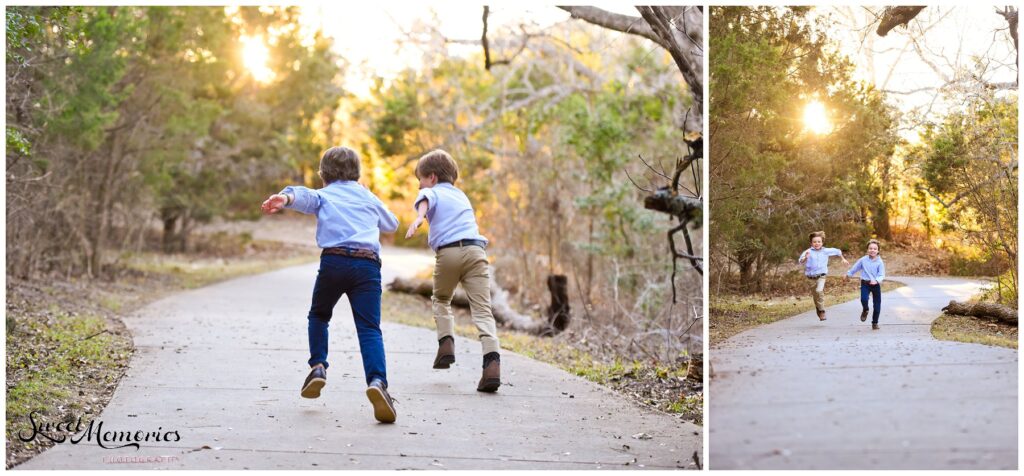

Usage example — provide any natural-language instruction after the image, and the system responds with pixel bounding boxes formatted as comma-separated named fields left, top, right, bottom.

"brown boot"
left=477, top=352, right=501, bottom=392
left=817, top=310, right=826, bottom=321
left=433, top=336, right=455, bottom=369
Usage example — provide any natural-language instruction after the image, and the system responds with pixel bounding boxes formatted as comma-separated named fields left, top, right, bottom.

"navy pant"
left=860, top=280, right=882, bottom=324
left=307, top=254, right=387, bottom=387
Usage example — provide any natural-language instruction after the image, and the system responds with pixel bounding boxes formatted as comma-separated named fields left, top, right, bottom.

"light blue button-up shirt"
left=847, top=255, right=885, bottom=283
left=281, top=181, right=398, bottom=254
left=800, top=247, right=842, bottom=276
left=413, top=183, right=488, bottom=252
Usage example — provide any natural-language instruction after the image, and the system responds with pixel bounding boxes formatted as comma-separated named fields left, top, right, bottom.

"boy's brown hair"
left=867, top=239, right=880, bottom=249
left=415, top=149, right=459, bottom=184
left=319, top=146, right=361, bottom=183
left=809, top=231, right=825, bottom=242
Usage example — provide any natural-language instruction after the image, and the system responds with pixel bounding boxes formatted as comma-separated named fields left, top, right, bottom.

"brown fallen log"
left=941, top=300, right=1018, bottom=325
left=388, top=273, right=570, bottom=336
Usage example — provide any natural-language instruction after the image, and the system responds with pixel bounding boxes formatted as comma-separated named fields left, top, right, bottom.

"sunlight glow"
left=803, top=100, right=832, bottom=135
left=241, top=35, right=275, bottom=83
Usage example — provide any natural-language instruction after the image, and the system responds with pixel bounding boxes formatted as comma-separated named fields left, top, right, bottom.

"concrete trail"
left=16, top=247, right=700, bottom=470
left=709, top=276, right=1017, bottom=470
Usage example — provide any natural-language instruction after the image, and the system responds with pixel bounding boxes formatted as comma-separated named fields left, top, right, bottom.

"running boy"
left=798, top=231, right=849, bottom=321
left=405, top=149, right=501, bottom=392
left=261, top=146, right=400, bottom=423
left=847, top=239, right=886, bottom=330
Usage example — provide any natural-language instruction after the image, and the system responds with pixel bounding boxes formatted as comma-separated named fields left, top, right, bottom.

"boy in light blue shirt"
left=405, top=149, right=501, bottom=392
left=798, top=231, right=849, bottom=321
left=261, top=146, right=400, bottom=423
left=847, top=239, right=886, bottom=329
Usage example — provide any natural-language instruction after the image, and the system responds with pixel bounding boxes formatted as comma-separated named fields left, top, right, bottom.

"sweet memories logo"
left=17, top=411, right=181, bottom=450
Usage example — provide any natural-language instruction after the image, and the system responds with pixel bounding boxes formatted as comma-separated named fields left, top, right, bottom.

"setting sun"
left=803, top=100, right=832, bottom=135
left=240, top=35, right=274, bottom=83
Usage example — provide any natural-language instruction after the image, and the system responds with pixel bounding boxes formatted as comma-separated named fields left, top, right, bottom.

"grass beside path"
left=381, top=291, right=702, bottom=425
left=6, top=236, right=317, bottom=468
left=932, top=314, right=1018, bottom=349
left=710, top=274, right=904, bottom=346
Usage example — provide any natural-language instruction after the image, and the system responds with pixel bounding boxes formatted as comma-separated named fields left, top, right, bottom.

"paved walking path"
left=709, top=277, right=1017, bottom=470
left=17, top=247, right=700, bottom=470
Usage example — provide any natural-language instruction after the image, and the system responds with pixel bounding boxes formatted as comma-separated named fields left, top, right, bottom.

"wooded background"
left=709, top=6, right=1018, bottom=307
left=6, top=6, right=702, bottom=363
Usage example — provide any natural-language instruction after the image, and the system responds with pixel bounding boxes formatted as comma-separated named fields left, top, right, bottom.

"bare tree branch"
left=876, top=6, right=926, bottom=36
left=557, top=6, right=669, bottom=49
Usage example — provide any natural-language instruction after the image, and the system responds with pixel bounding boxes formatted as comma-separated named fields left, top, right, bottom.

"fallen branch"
left=941, top=300, right=1018, bottom=325
left=388, top=272, right=571, bottom=336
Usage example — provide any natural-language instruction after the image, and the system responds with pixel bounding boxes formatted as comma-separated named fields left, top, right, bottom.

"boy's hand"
left=405, top=216, right=424, bottom=239
left=261, top=194, right=287, bottom=214
left=842, top=257, right=850, bottom=265
left=869, top=280, right=877, bottom=285
left=799, top=250, right=809, bottom=263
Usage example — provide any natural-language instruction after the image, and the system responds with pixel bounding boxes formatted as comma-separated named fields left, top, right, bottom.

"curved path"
left=709, top=276, right=1017, bottom=469
left=17, top=247, right=700, bottom=470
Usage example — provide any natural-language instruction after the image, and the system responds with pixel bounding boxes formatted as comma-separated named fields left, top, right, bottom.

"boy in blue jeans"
left=261, top=146, right=400, bottom=423
left=847, top=239, right=886, bottom=330
left=798, top=231, right=849, bottom=321
left=405, top=149, right=501, bottom=392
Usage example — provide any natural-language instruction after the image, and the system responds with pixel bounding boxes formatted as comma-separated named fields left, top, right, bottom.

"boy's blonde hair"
left=320, top=146, right=360, bottom=183
left=867, top=239, right=880, bottom=250
left=415, top=149, right=459, bottom=184
left=809, top=231, right=825, bottom=242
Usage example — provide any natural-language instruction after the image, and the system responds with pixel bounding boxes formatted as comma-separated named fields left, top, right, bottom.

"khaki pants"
left=432, top=245, right=500, bottom=354
left=810, top=275, right=827, bottom=312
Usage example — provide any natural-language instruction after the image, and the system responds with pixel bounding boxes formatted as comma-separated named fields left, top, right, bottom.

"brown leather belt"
left=321, top=247, right=381, bottom=266
left=438, top=239, right=487, bottom=250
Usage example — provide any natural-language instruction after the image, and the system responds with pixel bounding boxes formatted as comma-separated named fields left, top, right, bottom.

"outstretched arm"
left=261, top=193, right=290, bottom=214
left=846, top=258, right=862, bottom=279
left=828, top=247, right=849, bottom=265
left=405, top=199, right=429, bottom=239
left=266, top=186, right=320, bottom=215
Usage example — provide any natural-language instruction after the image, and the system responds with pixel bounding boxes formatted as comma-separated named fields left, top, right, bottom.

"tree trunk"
left=686, top=352, right=703, bottom=381
left=737, top=251, right=755, bottom=292
left=162, top=213, right=177, bottom=253
left=941, top=300, right=1018, bottom=325
left=872, top=202, right=893, bottom=240
left=545, top=275, right=571, bottom=336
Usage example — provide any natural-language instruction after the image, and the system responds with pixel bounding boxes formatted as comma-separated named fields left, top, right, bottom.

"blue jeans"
left=307, top=254, right=387, bottom=387
left=860, top=280, right=881, bottom=324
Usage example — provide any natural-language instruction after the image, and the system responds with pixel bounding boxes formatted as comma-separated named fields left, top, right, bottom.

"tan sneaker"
left=817, top=310, right=826, bottom=321
left=300, top=366, right=326, bottom=399
left=365, top=379, right=397, bottom=423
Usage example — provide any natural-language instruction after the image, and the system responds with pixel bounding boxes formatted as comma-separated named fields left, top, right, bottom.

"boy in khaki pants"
left=798, top=231, right=849, bottom=321
left=405, top=149, right=501, bottom=392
